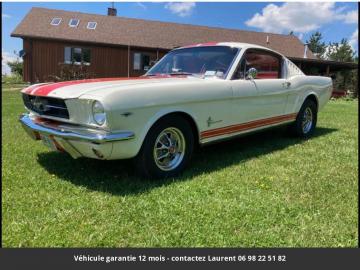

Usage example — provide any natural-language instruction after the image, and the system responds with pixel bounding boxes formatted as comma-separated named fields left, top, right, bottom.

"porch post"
left=326, top=65, right=330, bottom=76
left=127, top=45, right=130, bottom=78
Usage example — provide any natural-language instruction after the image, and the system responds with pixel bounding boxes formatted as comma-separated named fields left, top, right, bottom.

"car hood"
left=21, top=76, right=204, bottom=99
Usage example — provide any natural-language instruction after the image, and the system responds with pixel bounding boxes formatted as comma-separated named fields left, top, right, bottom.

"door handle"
left=282, top=81, right=291, bottom=88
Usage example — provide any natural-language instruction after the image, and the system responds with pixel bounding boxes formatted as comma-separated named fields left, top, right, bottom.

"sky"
left=2, top=1, right=358, bottom=74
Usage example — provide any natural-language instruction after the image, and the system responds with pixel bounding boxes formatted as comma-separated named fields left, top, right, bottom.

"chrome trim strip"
left=19, top=114, right=135, bottom=143
left=45, top=105, right=68, bottom=110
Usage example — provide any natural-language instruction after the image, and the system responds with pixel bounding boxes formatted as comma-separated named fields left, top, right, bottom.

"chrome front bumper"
left=19, top=114, right=135, bottom=159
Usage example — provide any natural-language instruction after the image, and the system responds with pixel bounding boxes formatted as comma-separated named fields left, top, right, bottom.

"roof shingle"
left=11, top=7, right=315, bottom=59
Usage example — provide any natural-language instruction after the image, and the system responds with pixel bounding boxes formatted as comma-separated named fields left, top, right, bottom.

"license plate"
left=40, top=134, right=58, bottom=151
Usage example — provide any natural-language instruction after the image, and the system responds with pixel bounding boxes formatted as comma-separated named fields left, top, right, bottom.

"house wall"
left=22, top=38, right=168, bottom=83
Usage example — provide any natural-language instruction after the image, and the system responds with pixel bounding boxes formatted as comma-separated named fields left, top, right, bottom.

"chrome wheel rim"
left=302, top=107, right=313, bottom=134
left=153, top=127, right=186, bottom=171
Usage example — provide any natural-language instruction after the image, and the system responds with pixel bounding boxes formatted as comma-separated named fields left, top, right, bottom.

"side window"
left=233, top=50, right=281, bottom=80
left=133, top=53, right=151, bottom=71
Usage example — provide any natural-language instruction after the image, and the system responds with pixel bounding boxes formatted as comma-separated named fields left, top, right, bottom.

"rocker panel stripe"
left=201, top=113, right=297, bottom=139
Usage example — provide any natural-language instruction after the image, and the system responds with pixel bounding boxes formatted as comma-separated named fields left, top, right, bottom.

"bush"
left=2, top=74, right=25, bottom=85
left=7, top=60, right=23, bottom=76
left=48, top=63, right=95, bottom=82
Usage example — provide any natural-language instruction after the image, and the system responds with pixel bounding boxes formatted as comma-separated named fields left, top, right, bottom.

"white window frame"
left=68, top=18, right=80, bottom=28
left=50, top=18, right=62, bottom=26
left=87, top=22, right=97, bottom=30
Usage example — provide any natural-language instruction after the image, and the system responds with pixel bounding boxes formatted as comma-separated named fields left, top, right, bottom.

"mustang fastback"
left=20, top=42, right=333, bottom=178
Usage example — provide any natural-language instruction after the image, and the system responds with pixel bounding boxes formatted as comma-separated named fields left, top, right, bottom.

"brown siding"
left=32, top=39, right=63, bottom=82
left=22, top=39, right=33, bottom=82
left=23, top=38, right=169, bottom=83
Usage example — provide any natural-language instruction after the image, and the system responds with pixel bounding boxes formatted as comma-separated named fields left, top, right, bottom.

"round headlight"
left=92, top=101, right=106, bottom=125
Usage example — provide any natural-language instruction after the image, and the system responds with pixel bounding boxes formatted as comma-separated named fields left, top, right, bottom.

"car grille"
left=22, top=94, right=69, bottom=119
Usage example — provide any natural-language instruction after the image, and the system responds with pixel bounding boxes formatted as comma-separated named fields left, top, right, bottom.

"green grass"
left=2, top=75, right=29, bottom=90
left=2, top=85, right=358, bottom=247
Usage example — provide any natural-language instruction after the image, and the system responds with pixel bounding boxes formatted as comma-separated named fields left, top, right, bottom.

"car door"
left=231, top=49, right=290, bottom=124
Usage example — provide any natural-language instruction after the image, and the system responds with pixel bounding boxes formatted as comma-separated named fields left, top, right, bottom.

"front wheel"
left=289, top=99, right=317, bottom=138
left=134, top=115, right=194, bottom=179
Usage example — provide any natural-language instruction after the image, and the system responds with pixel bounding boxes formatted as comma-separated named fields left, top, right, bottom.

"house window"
left=64, top=47, right=91, bottom=65
left=133, top=53, right=151, bottom=71
left=72, top=48, right=82, bottom=63
left=64, top=47, right=72, bottom=63
left=69, top=18, right=80, bottom=27
left=87, top=22, right=97, bottom=30
left=133, top=53, right=141, bottom=70
left=50, top=18, right=62, bottom=26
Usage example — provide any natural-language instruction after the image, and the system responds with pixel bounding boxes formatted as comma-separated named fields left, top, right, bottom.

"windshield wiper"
left=142, top=74, right=160, bottom=77
left=144, top=72, right=199, bottom=77
left=169, top=72, right=194, bottom=76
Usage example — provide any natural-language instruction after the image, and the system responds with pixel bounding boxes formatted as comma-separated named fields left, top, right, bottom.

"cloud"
left=2, top=14, right=11, bottom=19
left=2, top=50, right=21, bottom=75
left=349, top=29, right=358, bottom=51
left=246, top=3, right=358, bottom=34
left=165, top=2, right=195, bottom=17
left=341, top=10, right=358, bottom=24
left=135, top=2, right=147, bottom=10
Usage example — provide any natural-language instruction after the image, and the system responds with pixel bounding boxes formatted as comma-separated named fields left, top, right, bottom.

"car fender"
left=137, top=107, right=200, bottom=150
left=298, top=91, right=319, bottom=112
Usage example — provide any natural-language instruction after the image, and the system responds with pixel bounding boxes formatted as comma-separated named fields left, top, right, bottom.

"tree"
left=326, top=38, right=356, bottom=62
left=306, top=31, right=326, bottom=58
left=326, top=39, right=357, bottom=97
left=7, top=60, right=23, bottom=76
left=6, top=51, right=23, bottom=76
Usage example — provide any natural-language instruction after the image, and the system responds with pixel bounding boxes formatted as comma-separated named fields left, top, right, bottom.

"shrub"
left=2, top=74, right=25, bottom=85
left=7, top=60, right=23, bottom=76
left=48, top=63, right=95, bottom=82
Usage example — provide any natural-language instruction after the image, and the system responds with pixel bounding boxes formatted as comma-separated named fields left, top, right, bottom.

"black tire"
left=134, top=115, right=194, bottom=179
left=289, top=99, right=317, bottom=138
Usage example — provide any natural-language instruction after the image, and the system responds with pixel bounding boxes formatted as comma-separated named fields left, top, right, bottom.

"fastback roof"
left=11, top=7, right=316, bottom=59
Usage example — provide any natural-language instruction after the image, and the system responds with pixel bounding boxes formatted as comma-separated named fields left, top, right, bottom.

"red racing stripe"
left=201, top=113, right=297, bottom=139
left=29, top=77, right=138, bottom=96
left=23, top=75, right=187, bottom=97
left=22, top=83, right=49, bottom=94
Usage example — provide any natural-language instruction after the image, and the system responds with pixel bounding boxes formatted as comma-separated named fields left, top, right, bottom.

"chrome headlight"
left=92, top=101, right=106, bottom=125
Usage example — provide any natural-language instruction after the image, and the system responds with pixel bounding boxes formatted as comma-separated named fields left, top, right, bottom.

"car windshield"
left=145, top=46, right=239, bottom=79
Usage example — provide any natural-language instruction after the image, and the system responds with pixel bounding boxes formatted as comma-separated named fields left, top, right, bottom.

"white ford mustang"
left=20, top=42, right=332, bottom=178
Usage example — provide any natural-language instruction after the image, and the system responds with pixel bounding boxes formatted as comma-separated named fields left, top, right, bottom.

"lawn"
left=2, top=85, right=358, bottom=247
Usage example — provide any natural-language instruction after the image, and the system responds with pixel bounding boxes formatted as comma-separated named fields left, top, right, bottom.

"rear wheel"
left=135, top=115, right=194, bottom=179
left=290, top=99, right=317, bottom=138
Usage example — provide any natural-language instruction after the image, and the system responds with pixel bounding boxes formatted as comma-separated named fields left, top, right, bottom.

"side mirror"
left=246, top=67, right=258, bottom=80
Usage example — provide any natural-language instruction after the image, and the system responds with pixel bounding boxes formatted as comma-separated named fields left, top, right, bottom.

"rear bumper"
left=19, top=113, right=135, bottom=159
